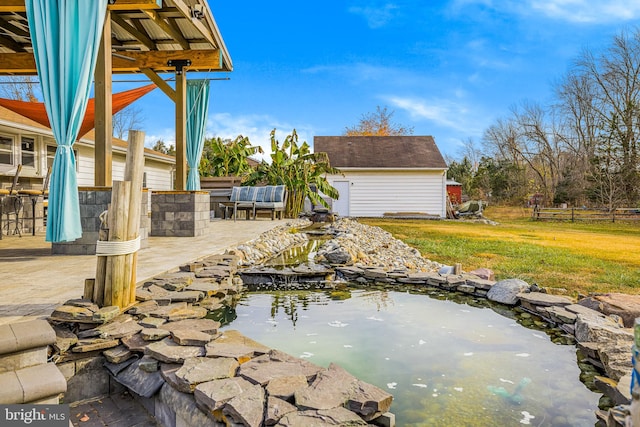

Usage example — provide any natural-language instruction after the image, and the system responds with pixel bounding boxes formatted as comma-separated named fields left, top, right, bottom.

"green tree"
left=344, top=106, right=414, bottom=136
left=151, top=139, right=175, bottom=155
left=245, top=129, right=341, bottom=218
left=447, top=157, right=475, bottom=198
left=199, top=135, right=263, bottom=178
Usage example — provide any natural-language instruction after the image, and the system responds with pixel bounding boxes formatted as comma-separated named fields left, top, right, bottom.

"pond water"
left=217, top=288, right=600, bottom=427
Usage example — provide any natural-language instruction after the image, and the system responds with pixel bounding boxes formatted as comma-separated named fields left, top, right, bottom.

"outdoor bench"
left=224, top=185, right=287, bottom=220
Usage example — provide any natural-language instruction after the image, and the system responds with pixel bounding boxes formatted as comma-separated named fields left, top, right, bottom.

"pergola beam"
left=111, top=13, right=156, bottom=51
left=0, top=49, right=222, bottom=74
left=141, top=68, right=175, bottom=102
left=0, top=0, right=163, bottom=13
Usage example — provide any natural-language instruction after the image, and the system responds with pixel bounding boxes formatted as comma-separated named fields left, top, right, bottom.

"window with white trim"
left=21, top=136, right=36, bottom=168
left=47, top=144, right=79, bottom=171
left=0, top=135, right=13, bottom=165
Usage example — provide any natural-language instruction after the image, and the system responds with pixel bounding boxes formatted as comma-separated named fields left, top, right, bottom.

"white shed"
left=314, top=136, right=448, bottom=218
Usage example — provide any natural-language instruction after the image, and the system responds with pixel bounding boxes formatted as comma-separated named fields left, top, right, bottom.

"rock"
left=574, top=313, right=632, bottom=343
left=145, top=337, right=205, bottom=363
left=160, top=318, right=220, bottom=335
left=64, top=298, right=99, bottom=310
left=196, top=297, right=224, bottom=311
left=50, top=305, right=97, bottom=323
left=323, top=248, right=352, bottom=265
left=594, top=374, right=632, bottom=405
left=276, top=408, right=367, bottom=426
left=122, top=333, right=152, bottom=353
left=266, top=375, right=309, bottom=400
left=126, top=300, right=159, bottom=315
left=95, top=315, right=143, bottom=339
left=52, top=325, right=78, bottom=353
left=141, top=328, right=171, bottom=341
left=468, top=267, right=495, bottom=281
left=238, top=349, right=323, bottom=386
left=565, top=303, right=606, bottom=319
left=542, top=306, right=578, bottom=324
left=223, top=383, right=265, bottom=427
left=295, top=363, right=392, bottom=421
left=148, top=302, right=188, bottom=318
left=103, top=345, right=135, bottom=364
left=194, top=377, right=255, bottom=412
left=172, top=329, right=214, bottom=346
left=138, top=316, right=167, bottom=328
left=158, top=382, right=220, bottom=427
left=92, top=306, right=120, bottom=323
left=517, top=292, right=573, bottom=310
left=462, top=274, right=494, bottom=290
left=139, top=355, right=159, bottom=373
left=114, top=358, right=165, bottom=398
left=363, top=268, right=387, bottom=279
left=584, top=294, right=640, bottom=327
left=205, top=330, right=270, bottom=363
left=71, top=338, right=120, bottom=352
left=265, top=395, right=297, bottom=425
left=487, top=278, right=530, bottom=305
left=164, top=291, right=205, bottom=304
left=174, top=357, right=239, bottom=393
left=599, top=340, right=634, bottom=381
left=187, top=282, right=222, bottom=297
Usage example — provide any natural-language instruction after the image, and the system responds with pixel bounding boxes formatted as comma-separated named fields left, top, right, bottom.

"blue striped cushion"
left=273, top=185, right=285, bottom=202
left=246, top=186, right=261, bottom=201
left=230, top=186, right=241, bottom=202
left=255, top=186, right=266, bottom=202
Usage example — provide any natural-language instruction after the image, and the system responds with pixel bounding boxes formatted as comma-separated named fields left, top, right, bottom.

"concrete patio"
left=0, top=219, right=286, bottom=326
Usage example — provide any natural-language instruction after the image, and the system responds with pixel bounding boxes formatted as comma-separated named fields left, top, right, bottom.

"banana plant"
left=245, top=129, right=341, bottom=218
left=200, top=135, right=263, bottom=179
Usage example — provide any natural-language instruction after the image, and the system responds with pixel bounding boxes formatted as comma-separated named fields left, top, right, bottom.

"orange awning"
left=0, top=83, right=157, bottom=138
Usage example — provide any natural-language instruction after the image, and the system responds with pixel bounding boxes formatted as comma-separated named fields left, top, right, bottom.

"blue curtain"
left=26, top=0, right=108, bottom=242
left=186, top=79, right=210, bottom=190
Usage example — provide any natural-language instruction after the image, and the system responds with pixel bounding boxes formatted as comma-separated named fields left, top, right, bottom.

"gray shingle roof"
left=314, top=136, right=447, bottom=169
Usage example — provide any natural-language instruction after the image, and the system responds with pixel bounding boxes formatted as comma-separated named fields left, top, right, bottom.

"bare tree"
left=0, top=76, right=38, bottom=101
left=113, top=105, right=145, bottom=140
left=344, top=106, right=414, bottom=136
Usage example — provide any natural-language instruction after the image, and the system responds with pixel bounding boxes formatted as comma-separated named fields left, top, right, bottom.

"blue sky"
left=127, top=0, right=640, bottom=161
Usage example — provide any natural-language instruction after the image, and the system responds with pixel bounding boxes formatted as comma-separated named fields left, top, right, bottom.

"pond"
left=215, top=288, right=600, bottom=427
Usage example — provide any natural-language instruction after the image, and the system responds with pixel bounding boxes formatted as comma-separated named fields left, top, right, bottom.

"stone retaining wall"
left=150, top=191, right=210, bottom=237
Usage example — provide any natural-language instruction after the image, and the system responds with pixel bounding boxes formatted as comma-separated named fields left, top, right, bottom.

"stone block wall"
left=150, top=191, right=210, bottom=237
left=52, top=187, right=150, bottom=255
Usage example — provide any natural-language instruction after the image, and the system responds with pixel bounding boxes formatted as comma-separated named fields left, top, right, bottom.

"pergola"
left=0, top=0, right=232, bottom=190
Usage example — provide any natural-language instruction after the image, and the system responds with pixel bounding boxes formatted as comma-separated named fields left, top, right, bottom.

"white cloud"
left=530, top=0, right=640, bottom=23
left=385, top=95, right=485, bottom=135
left=143, top=113, right=316, bottom=161
left=450, top=0, right=640, bottom=23
left=205, top=112, right=315, bottom=161
left=348, top=3, right=400, bottom=28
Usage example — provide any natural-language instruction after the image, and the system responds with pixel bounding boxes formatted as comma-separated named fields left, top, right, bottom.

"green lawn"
left=359, top=206, right=640, bottom=297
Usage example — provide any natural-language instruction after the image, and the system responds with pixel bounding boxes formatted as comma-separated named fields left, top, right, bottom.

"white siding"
left=327, top=170, right=446, bottom=217
left=75, top=146, right=172, bottom=189
left=143, top=162, right=172, bottom=190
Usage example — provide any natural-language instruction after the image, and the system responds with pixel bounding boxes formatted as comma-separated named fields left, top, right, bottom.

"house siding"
left=327, top=170, right=446, bottom=217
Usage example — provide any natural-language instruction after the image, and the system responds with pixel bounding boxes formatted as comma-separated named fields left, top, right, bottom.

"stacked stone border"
left=48, top=217, right=633, bottom=426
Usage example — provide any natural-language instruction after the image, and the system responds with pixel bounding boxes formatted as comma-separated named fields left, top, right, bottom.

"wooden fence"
left=532, top=207, right=640, bottom=222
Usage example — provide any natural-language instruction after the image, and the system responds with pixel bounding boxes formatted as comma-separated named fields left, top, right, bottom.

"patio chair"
left=18, top=166, right=51, bottom=236
left=1, top=165, right=23, bottom=237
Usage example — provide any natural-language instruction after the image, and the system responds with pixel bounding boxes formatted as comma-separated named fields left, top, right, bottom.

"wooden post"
left=104, top=180, right=130, bottom=307
left=94, top=9, right=113, bottom=187
left=94, top=207, right=110, bottom=306
left=175, top=70, right=187, bottom=190
left=123, top=130, right=145, bottom=306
